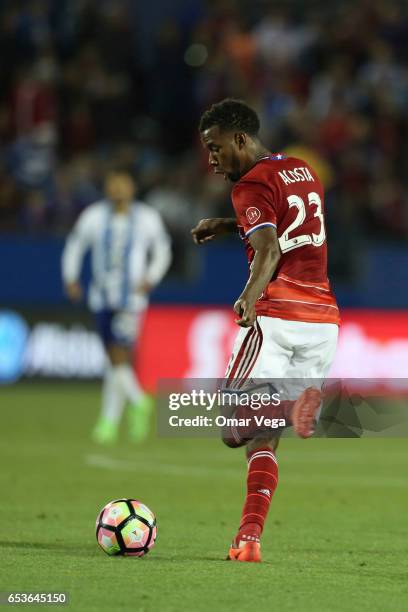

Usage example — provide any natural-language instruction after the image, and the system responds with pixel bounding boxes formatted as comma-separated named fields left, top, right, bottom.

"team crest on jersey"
left=246, top=207, right=261, bottom=225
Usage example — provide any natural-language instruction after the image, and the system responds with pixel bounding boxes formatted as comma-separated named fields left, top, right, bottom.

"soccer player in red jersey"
left=192, top=99, right=339, bottom=562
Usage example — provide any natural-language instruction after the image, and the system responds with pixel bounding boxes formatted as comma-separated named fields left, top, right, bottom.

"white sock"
left=100, top=366, right=126, bottom=425
left=115, top=364, right=143, bottom=405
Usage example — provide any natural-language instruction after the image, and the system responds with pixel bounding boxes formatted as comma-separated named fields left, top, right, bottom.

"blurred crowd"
left=1, top=0, right=408, bottom=278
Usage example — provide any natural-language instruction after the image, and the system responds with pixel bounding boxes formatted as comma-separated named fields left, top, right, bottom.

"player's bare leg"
left=228, top=435, right=280, bottom=563
left=220, top=387, right=323, bottom=445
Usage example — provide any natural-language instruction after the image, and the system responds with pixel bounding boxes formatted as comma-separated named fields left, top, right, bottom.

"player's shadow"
left=1, top=544, right=274, bottom=564
left=151, top=554, right=273, bottom=565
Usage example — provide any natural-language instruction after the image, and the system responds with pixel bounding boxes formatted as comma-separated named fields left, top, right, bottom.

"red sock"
left=236, top=448, right=279, bottom=542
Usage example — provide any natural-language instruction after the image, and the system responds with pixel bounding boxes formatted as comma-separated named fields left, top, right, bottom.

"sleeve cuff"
left=245, top=222, right=276, bottom=236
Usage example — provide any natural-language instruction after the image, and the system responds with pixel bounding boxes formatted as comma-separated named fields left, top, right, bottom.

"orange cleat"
left=292, top=386, right=322, bottom=439
left=228, top=540, right=261, bottom=562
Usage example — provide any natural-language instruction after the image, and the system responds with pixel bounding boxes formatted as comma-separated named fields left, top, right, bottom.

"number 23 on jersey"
left=279, top=192, right=326, bottom=253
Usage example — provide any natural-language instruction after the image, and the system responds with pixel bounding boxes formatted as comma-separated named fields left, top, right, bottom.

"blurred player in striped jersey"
left=192, top=99, right=339, bottom=562
left=62, top=168, right=171, bottom=444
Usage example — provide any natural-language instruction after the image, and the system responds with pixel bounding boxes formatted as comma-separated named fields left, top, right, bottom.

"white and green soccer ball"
left=96, top=499, right=157, bottom=557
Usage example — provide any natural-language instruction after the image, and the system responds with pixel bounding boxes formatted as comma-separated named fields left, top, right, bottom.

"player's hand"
left=134, top=280, right=153, bottom=295
left=233, top=296, right=256, bottom=327
left=191, top=219, right=223, bottom=245
left=65, top=282, right=82, bottom=302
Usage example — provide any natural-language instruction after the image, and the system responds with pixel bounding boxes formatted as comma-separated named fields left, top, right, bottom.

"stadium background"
left=1, top=0, right=408, bottom=386
left=1, top=3, right=408, bottom=611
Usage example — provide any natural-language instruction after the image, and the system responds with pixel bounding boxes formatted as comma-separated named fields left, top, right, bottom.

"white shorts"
left=224, top=316, right=338, bottom=400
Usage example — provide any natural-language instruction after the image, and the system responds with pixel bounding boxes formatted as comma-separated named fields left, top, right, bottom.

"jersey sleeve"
left=231, top=181, right=277, bottom=237
left=61, top=207, right=95, bottom=284
left=139, top=207, right=172, bottom=286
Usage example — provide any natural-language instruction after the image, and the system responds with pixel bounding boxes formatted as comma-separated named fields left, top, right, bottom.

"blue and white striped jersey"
left=62, top=200, right=172, bottom=311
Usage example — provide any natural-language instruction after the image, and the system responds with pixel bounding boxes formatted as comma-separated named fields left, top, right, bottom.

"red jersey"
left=231, top=154, right=340, bottom=325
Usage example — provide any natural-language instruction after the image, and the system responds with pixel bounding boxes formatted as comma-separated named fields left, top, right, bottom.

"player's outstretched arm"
left=191, top=218, right=237, bottom=245
left=61, top=208, right=94, bottom=303
left=137, top=209, right=172, bottom=294
left=234, top=226, right=281, bottom=327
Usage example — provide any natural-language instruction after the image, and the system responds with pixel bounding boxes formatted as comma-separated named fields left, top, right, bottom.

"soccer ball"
left=96, top=499, right=157, bottom=557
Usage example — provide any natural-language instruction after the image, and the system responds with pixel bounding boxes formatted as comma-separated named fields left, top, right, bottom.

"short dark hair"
left=105, top=166, right=135, bottom=181
left=199, top=98, right=260, bottom=137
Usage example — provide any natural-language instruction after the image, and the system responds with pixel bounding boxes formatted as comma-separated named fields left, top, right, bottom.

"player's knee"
left=107, top=344, right=131, bottom=366
left=246, top=435, right=280, bottom=455
left=221, top=433, right=245, bottom=448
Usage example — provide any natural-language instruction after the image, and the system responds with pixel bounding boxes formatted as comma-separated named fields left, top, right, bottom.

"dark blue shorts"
left=94, top=309, right=141, bottom=348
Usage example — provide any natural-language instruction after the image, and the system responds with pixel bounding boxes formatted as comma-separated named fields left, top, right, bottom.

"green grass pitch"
left=1, top=382, right=407, bottom=611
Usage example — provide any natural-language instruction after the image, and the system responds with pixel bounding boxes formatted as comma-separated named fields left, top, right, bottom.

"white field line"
left=84, top=454, right=407, bottom=488
left=85, top=454, right=239, bottom=479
